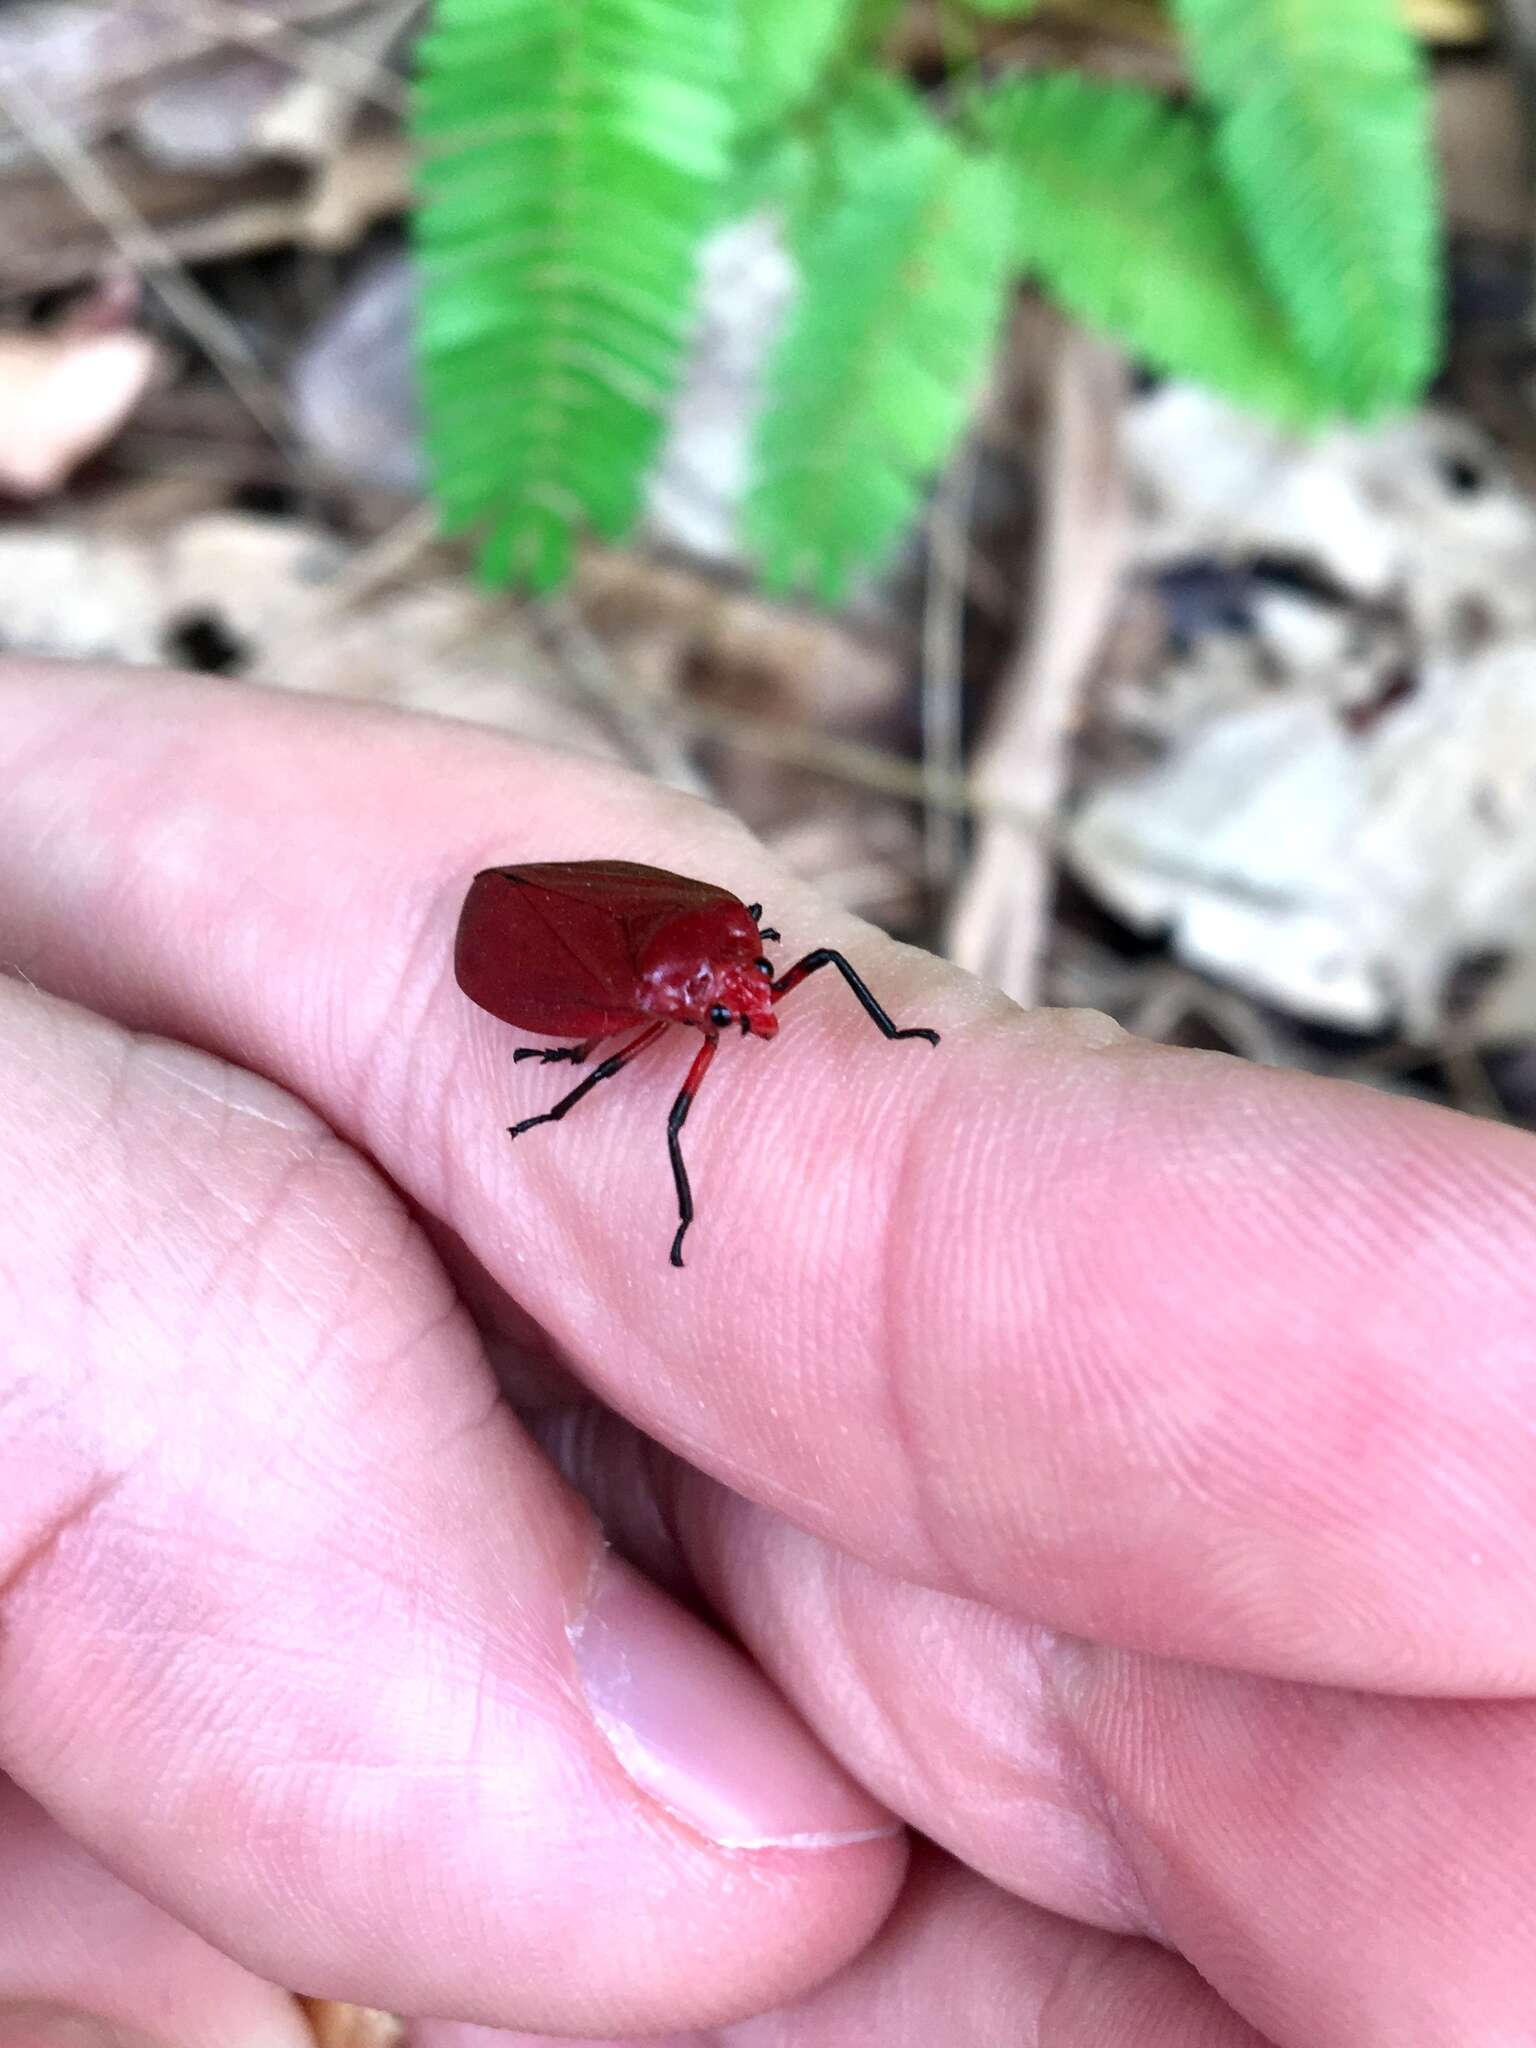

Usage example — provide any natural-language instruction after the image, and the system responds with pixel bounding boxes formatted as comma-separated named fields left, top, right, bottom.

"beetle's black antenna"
left=771, top=950, right=939, bottom=1045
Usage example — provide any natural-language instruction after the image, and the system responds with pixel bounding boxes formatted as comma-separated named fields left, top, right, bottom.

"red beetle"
left=455, top=860, right=939, bottom=1266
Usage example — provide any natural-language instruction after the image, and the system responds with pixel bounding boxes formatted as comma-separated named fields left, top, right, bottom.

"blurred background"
left=0, top=0, right=1533, bottom=1123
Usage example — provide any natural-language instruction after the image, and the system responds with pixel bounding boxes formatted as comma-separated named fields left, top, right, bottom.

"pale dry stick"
left=536, top=589, right=712, bottom=799
left=300, top=500, right=1050, bottom=824
left=920, top=446, right=978, bottom=902
left=0, top=64, right=291, bottom=443
left=303, top=508, right=956, bottom=810
left=584, top=669, right=980, bottom=813
left=946, top=317, right=1128, bottom=1006
left=313, top=501, right=443, bottom=614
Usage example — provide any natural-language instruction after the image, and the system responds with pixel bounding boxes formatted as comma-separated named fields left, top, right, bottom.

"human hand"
left=2, top=663, right=1534, bottom=2047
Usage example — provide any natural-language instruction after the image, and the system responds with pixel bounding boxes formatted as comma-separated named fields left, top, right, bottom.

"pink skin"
left=2, top=663, right=1536, bottom=2045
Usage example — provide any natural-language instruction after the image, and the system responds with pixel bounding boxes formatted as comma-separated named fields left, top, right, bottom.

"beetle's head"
left=701, top=956, right=779, bottom=1040
left=637, top=908, right=779, bottom=1039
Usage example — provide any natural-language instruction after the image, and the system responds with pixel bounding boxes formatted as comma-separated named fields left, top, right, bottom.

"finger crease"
left=0, top=1471, right=122, bottom=1632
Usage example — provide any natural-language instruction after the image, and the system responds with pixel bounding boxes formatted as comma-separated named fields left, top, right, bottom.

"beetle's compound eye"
left=709, top=1003, right=733, bottom=1028
left=755, top=958, right=773, bottom=976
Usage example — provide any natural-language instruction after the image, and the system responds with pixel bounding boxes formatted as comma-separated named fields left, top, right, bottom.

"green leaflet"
left=981, top=73, right=1325, bottom=425
left=736, top=68, right=925, bottom=238
left=1169, top=0, right=1440, bottom=416
left=739, top=0, right=855, bottom=135
left=411, top=0, right=732, bottom=591
left=732, top=4, right=909, bottom=215
left=746, top=108, right=1013, bottom=600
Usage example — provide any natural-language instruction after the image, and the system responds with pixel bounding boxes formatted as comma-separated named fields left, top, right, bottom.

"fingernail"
left=0, top=2012, right=165, bottom=2048
left=569, top=1553, right=898, bottom=1851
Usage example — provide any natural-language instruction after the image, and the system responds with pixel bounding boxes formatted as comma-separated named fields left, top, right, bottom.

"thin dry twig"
left=512, top=597, right=1035, bottom=823
left=315, top=501, right=441, bottom=612
left=535, top=591, right=711, bottom=798
left=257, top=0, right=423, bottom=157
left=670, top=696, right=974, bottom=810
left=947, top=314, right=1128, bottom=1005
left=0, top=64, right=291, bottom=442
left=1126, top=965, right=1295, bottom=1065
left=504, top=603, right=1061, bottom=827
left=1490, top=0, right=1536, bottom=324
left=920, top=446, right=977, bottom=904
left=313, top=519, right=999, bottom=820
left=144, top=0, right=413, bottom=114
left=1441, top=1041, right=1513, bottom=1121
left=0, top=133, right=408, bottom=294
left=1337, top=1033, right=1517, bottom=1124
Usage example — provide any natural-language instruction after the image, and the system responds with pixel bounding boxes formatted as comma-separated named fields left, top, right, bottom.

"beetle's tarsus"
left=514, top=1042, right=591, bottom=1066
left=508, top=1022, right=667, bottom=1146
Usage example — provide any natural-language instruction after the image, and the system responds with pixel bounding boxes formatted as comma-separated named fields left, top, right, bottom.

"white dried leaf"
left=0, top=326, right=159, bottom=494
left=1123, top=387, right=1536, bottom=644
left=1070, top=642, right=1536, bottom=1038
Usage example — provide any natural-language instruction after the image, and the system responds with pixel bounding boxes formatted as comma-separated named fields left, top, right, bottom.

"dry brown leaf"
left=0, top=323, right=160, bottom=493
left=127, top=49, right=291, bottom=170
left=0, top=0, right=367, bottom=169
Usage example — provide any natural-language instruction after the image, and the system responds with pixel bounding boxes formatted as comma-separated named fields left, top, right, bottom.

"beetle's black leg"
left=748, top=902, right=782, bottom=944
left=757, top=926, right=781, bottom=944
left=513, top=1038, right=597, bottom=1066
left=666, top=1032, right=720, bottom=1268
left=509, top=1022, right=667, bottom=1138
left=771, top=950, right=939, bottom=1045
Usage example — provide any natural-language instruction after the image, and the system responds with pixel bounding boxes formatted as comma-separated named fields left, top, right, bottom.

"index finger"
left=5, top=661, right=1535, bottom=1693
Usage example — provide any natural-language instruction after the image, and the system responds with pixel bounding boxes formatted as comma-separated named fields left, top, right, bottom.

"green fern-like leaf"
left=980, top=73, right=1326, bottom=425
left=1169, top=0, right=1439, bottom=415
left=746, top=100, right=1013, bottom=599
left=411, top=0, right=732, bottom=591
